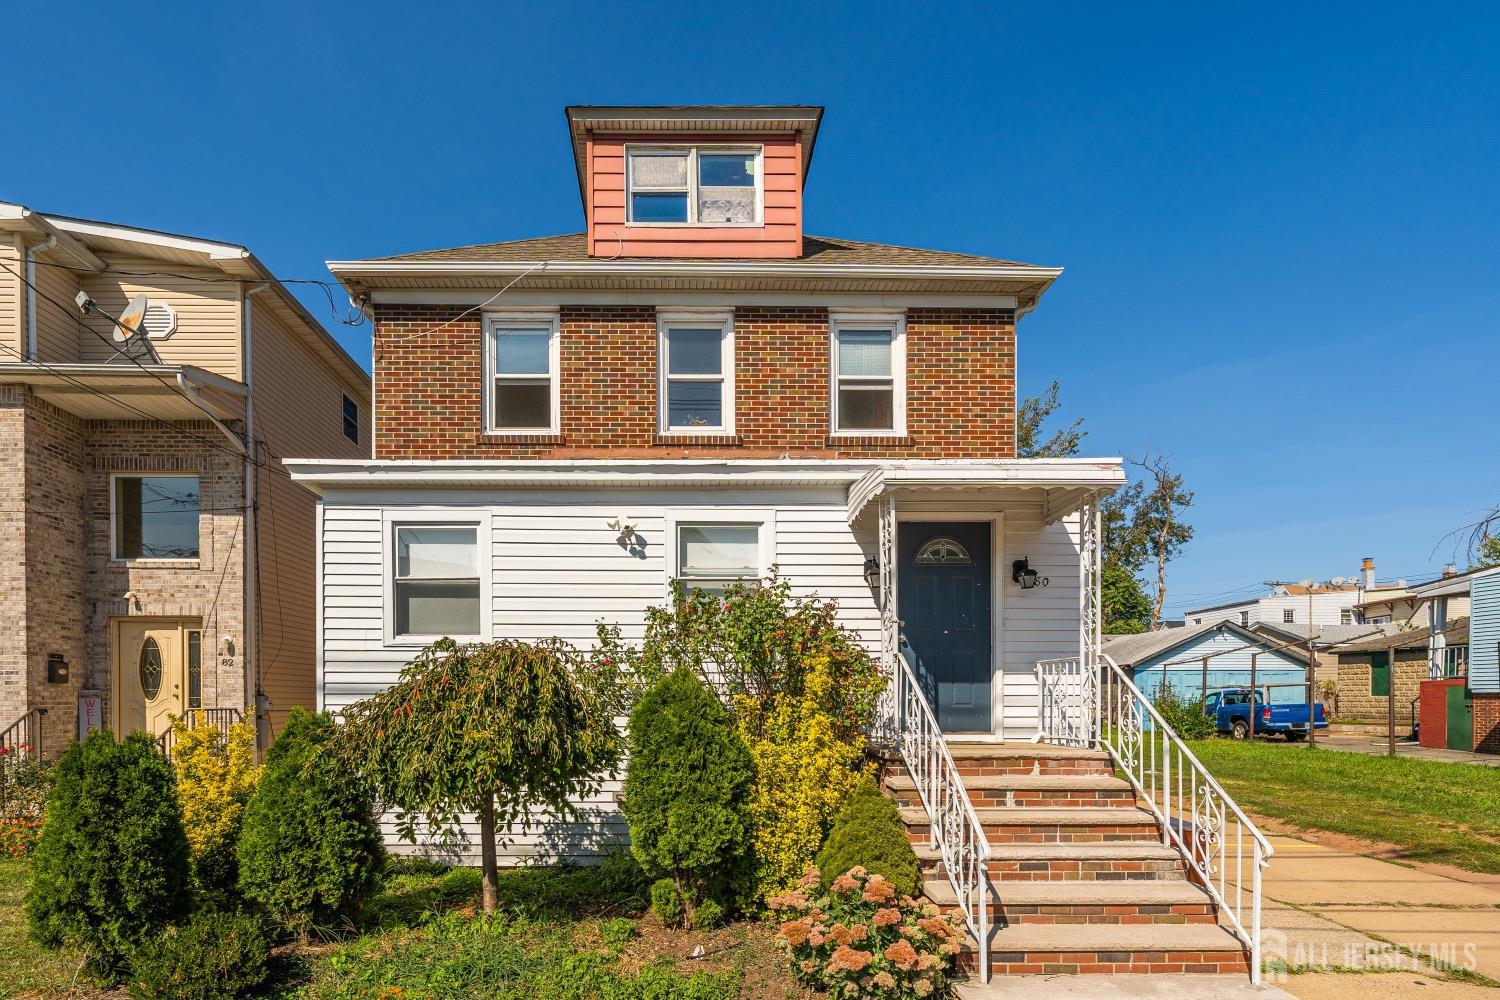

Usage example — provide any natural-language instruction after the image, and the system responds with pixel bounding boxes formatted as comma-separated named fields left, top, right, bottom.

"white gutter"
left=327, top=259, right=1063, bottom=283
left=25, top=236, right=57, bottom=360
left=173, top=371, right=246, bottom=455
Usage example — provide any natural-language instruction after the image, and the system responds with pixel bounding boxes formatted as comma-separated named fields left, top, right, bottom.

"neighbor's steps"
left=887, top=741, right=1248, bottom=977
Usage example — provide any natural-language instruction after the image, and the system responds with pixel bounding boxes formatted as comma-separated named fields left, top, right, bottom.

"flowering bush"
left=168, top=712, right=260, bottom=895
left=770, top=866, right=965, bottom=999
left=735, top=654, right=869, bottom=898
left=0, top=746, right=49, bottom=858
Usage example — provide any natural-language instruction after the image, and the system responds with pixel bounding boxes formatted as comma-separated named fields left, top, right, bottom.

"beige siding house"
left=0, top=202, right=370, bottom=757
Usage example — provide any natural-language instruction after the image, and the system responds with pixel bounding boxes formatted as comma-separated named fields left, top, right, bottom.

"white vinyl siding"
left=317, top=487, right=1081, bottom=863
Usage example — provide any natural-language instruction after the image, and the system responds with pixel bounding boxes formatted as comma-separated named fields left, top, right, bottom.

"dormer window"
left=627, top=147, right=761, bottom=226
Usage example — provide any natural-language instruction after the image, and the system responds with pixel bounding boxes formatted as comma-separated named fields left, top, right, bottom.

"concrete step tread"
left=979, top=842, right=1182, bottom=862
left=901, top=806, right=1157, bottom=827
left=886, top=773, right=1131, bottom=791
left=942, top=741, right=1111, bottom=761
left=982, top=922, right=1245, bottom=954
left=952, top=974, right=1292, bottom=998
left=924, top=879, right=1214, bottom=908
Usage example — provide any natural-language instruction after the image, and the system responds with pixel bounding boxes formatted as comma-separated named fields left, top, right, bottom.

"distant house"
left=1184, top=581, right=1361, bottom=629
left=1404, top=566, right=1500, bottom=753
left=1332, top=620, right=1465, bottom=725
left=1104, top=621, right=1311, bottom=706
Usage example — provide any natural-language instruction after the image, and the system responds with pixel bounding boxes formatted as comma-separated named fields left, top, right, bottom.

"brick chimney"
left=1360, top=556, right=1376, bottom=590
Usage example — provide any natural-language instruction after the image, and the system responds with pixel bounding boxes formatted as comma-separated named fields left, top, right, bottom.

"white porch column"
left=1079, top=497, right=1101, bottom=667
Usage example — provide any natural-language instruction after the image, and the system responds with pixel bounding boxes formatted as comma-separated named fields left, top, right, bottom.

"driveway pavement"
left=1311, top=732, right=1500, bottom=767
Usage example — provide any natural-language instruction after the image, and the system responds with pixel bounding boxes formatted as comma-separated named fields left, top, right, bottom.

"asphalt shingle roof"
left=1332, top=618, right=1470, bottom=653
left=370, top=233, right=1039, bottom=268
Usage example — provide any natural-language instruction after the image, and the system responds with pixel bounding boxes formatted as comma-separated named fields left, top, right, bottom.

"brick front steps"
left=890, top=741, right=1250, bottom=978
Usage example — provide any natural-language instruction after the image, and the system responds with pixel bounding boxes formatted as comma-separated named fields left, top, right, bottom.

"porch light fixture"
left=1011, top=558, right=1048, bottom=590
left=863, top=557, right=880, bottom=586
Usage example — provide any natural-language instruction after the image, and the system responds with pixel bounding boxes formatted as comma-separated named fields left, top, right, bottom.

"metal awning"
left=0, top=363, right=246, bottom=422
left=846, top=459, right=1126, bottom=524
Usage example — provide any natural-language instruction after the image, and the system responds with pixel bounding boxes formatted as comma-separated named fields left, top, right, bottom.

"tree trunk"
left=479, top=793, right=498, bottom=915
left=1149, top=516, right=1171, bottom=630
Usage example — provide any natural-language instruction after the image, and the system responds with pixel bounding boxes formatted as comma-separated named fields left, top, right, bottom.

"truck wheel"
left=1231, top=720, right=1250, bottom=741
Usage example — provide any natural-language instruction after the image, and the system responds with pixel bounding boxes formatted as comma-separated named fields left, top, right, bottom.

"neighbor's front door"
left=898, top=522, right=992, bottom=733
left=117, top=622, right=186, bottom=738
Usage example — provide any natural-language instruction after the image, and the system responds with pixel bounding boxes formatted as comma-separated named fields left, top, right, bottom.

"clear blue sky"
left=10, top=1, right=1498, bottom=613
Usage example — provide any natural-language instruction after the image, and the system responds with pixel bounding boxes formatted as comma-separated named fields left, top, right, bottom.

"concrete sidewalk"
left=1312, top=732, right=1500, bottom=766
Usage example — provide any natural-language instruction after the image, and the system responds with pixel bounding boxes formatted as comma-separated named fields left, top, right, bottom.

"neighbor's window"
left=677, top=523, right=761, bottom=595
left=488, top=316, right=559, bottom=432
left=1283, top=609, right=1296, bottom=623
left=659, top=314, right=733, bottom=433
left=1240, top=611, right=1250, bottom=626
left=113, top=475, right=200, bottom=560
left=342, top=394, right=359, bottom=444
left=1340, top=608, right=1353, bottom=625
left=187, top=630, right=202, bottom=709
left=627, top=147, right=761, bottom=225
left=831, top=314, right=905, bottom=434
left=393, top=525, right=481, bottom=638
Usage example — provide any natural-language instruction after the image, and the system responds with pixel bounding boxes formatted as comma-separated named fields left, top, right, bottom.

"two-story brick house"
left=290, top=107, right=1263, bottom=980
left=0, top=202, right=370, bottom=759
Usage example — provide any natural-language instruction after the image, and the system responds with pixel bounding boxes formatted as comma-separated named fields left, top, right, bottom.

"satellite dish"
left=1299, top=578, right=1316, bottom=589
left=114, top=294, right=150, bottom=342
left=1330, top=576, right=1347, bottom=586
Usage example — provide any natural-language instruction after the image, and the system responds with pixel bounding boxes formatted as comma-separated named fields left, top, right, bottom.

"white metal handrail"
left=1037, top=654, right=1274, bottom=985
left=1433, top=644, right=1469, bottom=679
left=879, top=637, right=993, bottom=981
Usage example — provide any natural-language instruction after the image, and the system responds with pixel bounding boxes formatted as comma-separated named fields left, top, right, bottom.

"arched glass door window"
left=914, top=536, right=972, bottom=566
left=139, top=637, right=163, bottom=699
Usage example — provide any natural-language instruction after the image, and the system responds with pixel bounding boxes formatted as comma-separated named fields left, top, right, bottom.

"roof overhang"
left=283, top=457, right=1126, bottom=516
left=325, top=258, right=1062, bottom=307
left=1409, top=566, right=1500, bottom=599
left=564, top=105, right=824, bottom=213
left=0, top=363, right=246, bottom=421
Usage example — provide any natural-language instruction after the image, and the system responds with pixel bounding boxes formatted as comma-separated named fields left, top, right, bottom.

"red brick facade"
left=1475, top=692, right=1500, bottom=754
left=372, top=305, right=1016, bottom=460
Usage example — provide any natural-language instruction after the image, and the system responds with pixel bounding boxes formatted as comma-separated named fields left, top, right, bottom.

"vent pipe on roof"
left=1360, top=557, right=1376, bottom=591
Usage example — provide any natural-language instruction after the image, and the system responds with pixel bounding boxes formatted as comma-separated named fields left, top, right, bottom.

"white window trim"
left=483, top=311, right=561, bottom=436
left=109, top=472, right=202, bottom=564
left=664, top=509, right=777, bottom=600
left=624, top=144, right=764, bottom=228
left=829, top=311, right=907, bottom=437
left=382, top=509, right=492, bottom=647
left=657, top=310, right=735, bottom=436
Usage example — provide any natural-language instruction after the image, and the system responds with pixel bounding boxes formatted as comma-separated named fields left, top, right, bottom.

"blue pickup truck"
left=1203, top=688, right=1328, bottom=741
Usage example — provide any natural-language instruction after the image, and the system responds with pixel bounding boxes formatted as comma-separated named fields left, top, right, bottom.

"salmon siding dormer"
left=569, top=106, right=820, bottom=258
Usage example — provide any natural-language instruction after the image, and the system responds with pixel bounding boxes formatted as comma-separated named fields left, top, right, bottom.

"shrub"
left=771, top=866, right=964, bottom=999
left=127, top=908, right=272, bottom=1000
left=815, top=778, right=920, bottom=898
left=736, top=654, right=869, bottom=899
left=693, top=897, right=726, bottom=930
left=1152, top=684, right=1216, bottom=741
left=649, top=878, right=685, bottom=927
left=169, top=712, right=261, bottom=897
left=238, top=707, right=383, bottom=937
left=25, top=730, right=191, bottom=982
left=624, top=668, right=754, bottom=926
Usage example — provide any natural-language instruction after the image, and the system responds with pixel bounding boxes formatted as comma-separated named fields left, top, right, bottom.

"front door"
left=898, top=522, right=992, bottom=732
left=1447, top=684, right=1473, bottom=751
left=117, top=621, right=187, bottom=738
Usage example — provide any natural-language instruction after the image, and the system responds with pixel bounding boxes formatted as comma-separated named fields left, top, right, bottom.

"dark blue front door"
left=898, top=522, right=992, bottom=732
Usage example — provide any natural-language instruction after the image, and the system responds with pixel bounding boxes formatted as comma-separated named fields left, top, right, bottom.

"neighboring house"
left=0, top=202, right=370, bottom=759
left=1104, top=621, right=1311, bottom=705
left=1331, top=620, right=1463, bottom=725
left=289, top=106, right=1274, bottom=980
left=1184, top=580, right=1362, bottom=629
left=1404, top=565, right=1500, bottom=753
left=1245, top=621, right=1389, bottom=694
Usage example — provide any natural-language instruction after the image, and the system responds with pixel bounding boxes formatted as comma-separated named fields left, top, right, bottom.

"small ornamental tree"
left=815, top=777, right=920, bottom=898
left=336, top=638, right=627, bottom=914
left=168, top=712, right=261, bottom=897
left=26, top=730, right=191, bottom=982
left=237, top=708, right=383, bottom=937
left=623, top=668, right=754, bottom=924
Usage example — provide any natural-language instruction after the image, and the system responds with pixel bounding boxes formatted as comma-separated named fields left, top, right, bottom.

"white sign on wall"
left=77, top=691, right=104, bottom=739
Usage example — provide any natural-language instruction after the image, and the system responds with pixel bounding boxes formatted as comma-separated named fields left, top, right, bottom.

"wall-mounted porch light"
left=1011, top=558, right=1048, bottom=590
left=863, top=557, right=880, bottom=587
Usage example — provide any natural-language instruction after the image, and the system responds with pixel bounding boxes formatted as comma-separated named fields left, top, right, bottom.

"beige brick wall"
left=1335, top=648, right=1427, bottom=721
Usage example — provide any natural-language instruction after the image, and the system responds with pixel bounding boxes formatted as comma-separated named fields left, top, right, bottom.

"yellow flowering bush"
left=169, top=712, right=261, bottom=895
left=736, top=654, right=871, bottom=898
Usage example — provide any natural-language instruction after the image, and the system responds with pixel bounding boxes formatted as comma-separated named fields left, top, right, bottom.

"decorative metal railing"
left=0, top=708, right=46, bottom=759
left=156, top=708, right=245, bottom=756
left=878, top=637, right=992, bottom=980
left=1037, top=654, right=1274, bottom=985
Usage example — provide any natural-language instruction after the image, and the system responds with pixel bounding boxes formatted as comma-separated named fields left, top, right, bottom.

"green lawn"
left=1189, top=739, right=1500, bottom=873
left=0, top=857, right=92, bottom=999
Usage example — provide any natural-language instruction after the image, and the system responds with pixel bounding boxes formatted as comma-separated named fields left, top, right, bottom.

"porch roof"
left=0, top=363, right=246, bottom=422
left=845, top=459, right=1125, bottom=524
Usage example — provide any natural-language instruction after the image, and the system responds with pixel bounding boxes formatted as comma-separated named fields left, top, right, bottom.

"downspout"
left=25, top=235, right=57, bottom=360
left=172, top=372, right=246, bottom=454
left=242, top=284, right=270, bottom=749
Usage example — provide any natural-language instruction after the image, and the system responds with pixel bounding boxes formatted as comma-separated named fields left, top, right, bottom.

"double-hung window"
left=627, top=147, right=761, bottom=226
left=342, top=394, right=359, bottom=444
left=392, top=524, right=483, bottom=640
left=486, top=313, right=559, bottom=433
left=658, top=312, right=733, bottom=434
left=830, top=313, right=905, bottom=435
left=669, top=512, right=774, bottom=597
left=112, top=474, right=200, bottom=561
